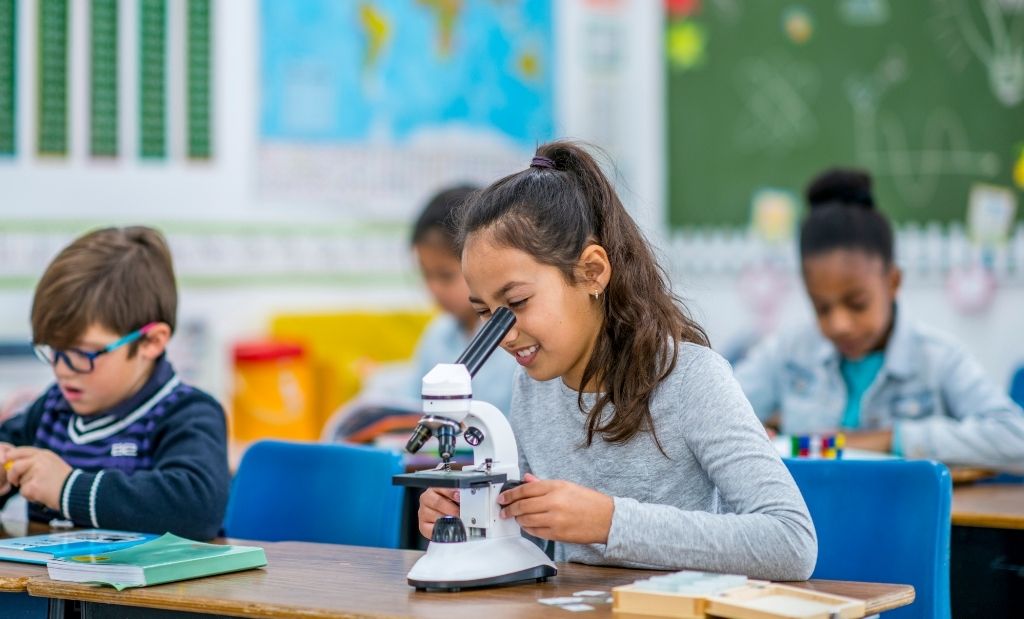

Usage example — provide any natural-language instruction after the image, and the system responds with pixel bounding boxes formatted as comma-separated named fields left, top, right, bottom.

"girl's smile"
left=511, top=344, right=539, bottom=367
left=462, top=232, right=606, bottom=390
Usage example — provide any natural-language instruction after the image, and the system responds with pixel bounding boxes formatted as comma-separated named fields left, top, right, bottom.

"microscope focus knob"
left=463, top=426, right=484, bottom=446
left=432, top=516, right=468, bottom=543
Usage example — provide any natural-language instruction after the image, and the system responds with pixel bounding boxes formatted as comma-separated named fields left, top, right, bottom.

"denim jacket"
left=734, top=308, right=1024, bottom=472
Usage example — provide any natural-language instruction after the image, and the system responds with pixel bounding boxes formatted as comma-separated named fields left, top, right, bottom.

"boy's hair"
left=800, top=168, right=894, bottom=266
left=457, top=140, right=708, bottom=449
left=32, top=226, right=177, bottom=350
left=410, top=185, right=480, bottom=254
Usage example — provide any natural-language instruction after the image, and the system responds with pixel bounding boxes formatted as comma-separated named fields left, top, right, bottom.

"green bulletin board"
left=91, top=0, right=118, bottom=157
left=666, top=0, right=1024, bottom=228
left=187, top=0, right=211, bottom=159
left=38, top=0, right=68, bottom=156
left=140, top=0, right=166, bottom=159
left=0, top=0, right=214, bottom=162
left=0, top=0, right=14, bottom=155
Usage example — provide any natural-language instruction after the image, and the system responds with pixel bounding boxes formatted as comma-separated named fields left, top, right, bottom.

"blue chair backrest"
left=1010, top=365, right=1024, bottom=409
left=224, top=440, right=405, bottom=548
left=784, top=459, right=951, bottom=619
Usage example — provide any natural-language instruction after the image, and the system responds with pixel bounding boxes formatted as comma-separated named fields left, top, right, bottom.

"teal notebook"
left=0, top=530, right=156, bottom=565
left=46, top=533, right=268, bottom=590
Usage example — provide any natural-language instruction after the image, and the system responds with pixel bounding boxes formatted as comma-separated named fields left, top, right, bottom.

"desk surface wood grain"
left=0, top=561, right=47, bottom=593
left=26, top=541, right=915, bottom=619
left=952, top=483, right=1024, bottom=530
left=0, top=522, right=62, bottom=592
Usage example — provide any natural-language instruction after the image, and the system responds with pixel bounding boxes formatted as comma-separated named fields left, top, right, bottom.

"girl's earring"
left=592, top=290, right=601, bottom=301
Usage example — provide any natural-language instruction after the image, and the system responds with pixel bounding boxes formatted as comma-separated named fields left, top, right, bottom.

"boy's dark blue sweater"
left=0, top=357, right=229, bottom=540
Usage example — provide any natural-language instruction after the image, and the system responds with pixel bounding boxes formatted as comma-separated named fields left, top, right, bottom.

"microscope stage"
left=392, top=470, right=508, bottom=489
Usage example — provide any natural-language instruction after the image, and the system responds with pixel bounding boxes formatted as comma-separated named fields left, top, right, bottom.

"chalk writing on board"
left=931, top=0, right=1024, bottom=107
left=733, top=53, right=819, bottom=154
left=846, top=51, right=1000, bottom=208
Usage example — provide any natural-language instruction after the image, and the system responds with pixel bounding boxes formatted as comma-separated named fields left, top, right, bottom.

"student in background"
left=735, top=169, right=1024, bottom=471
left=409, top=185, right=517, bottom=412
left=419, top=142, right=816, bottom=580
left=0, top=227, right=229, bottom=539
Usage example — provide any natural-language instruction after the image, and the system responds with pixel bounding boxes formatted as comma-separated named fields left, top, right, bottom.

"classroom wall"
left=680, top=273, right=1024, bottom=389
left=667, top=225, right=1024, bottom=387
left=0, top=0, right=665, bottom=405
left=1, top=0, right=1021, bottom=408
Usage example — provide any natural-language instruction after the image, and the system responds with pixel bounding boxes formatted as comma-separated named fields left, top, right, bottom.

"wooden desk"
left=27, top=541, right=915, bottom=619
left=0, top=522, right=58, bottom=617
left=952, top=483, right=1024, bottom=530
left=0, top=560, right=46, bottom=593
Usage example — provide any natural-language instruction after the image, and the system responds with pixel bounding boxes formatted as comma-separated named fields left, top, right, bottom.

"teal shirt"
left=839, top=352, right=885, bottom=429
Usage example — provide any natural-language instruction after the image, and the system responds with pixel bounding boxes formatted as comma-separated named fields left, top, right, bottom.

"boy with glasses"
left=0, top=227, right=229, bottom=539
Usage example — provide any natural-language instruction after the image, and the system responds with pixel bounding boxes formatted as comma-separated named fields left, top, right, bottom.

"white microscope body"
left=392, top=308, right=556, bottom=591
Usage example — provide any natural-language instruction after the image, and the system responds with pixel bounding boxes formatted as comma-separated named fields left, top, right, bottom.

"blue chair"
left=1010, top=364, right=1024, bottom=409
left=784, top=459, right=952, bottom=619
left=224, top=440, right=405, bottom=548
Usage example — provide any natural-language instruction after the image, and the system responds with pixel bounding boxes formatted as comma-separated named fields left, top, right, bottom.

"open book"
left=0, top=530, right=156, bottom=565
left=46, top=533, right=267, bottom=590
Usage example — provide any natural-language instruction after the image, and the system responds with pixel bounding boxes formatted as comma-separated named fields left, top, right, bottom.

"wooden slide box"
left=613, top=581, right=866, bottom=619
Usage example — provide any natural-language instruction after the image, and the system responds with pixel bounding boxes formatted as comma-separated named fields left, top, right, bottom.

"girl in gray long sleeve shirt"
left=417, top=140, right=817, bottom=582
left=511, top=345, right=817, bottom=579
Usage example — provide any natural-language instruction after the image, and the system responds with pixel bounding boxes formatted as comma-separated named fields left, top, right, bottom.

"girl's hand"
left=843, top=429, right=893, bottom=453
left=5, top=447, right=72, bottom=511
left=498, top=473, right=614, bottom=544
left=418, top=487, right=460, bottom=540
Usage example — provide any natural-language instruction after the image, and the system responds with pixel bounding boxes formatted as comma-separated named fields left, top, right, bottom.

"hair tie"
left=530, top=156, right=556, bottom=170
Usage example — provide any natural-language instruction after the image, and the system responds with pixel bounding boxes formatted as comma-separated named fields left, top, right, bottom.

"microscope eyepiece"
left=456, top=306, right=516, bottom=377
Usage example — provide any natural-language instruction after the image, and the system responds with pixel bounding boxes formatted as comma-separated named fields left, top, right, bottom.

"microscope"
left=392, top=307, right=557, bottom=591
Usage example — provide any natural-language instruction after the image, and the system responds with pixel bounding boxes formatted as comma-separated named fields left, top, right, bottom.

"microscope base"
left=410, top=564, right=556, bottom=592
left=407, top=535, right=558, bottom=591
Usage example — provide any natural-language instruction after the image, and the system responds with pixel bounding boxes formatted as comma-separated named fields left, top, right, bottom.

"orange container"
left=231, top=341, right=318, bottom=443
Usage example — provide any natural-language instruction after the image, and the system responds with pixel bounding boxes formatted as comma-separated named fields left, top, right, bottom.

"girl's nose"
left=827, top=311, right=853, bottom=336
left=501, top=325, right=519, bottom=349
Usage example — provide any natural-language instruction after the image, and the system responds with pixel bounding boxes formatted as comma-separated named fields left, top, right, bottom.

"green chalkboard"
left=666, top=0, right=1024, bottom=228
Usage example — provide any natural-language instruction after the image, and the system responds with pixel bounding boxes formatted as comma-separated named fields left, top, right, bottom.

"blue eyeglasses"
left=33, top=323, right=157, bottom=374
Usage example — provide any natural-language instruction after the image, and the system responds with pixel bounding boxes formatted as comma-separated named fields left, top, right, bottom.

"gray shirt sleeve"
left=604, top=347, right=817, bottom=580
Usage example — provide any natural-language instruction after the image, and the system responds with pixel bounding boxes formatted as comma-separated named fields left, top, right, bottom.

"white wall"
left=680, top=274, right=1024, bottom=388
left=0, top=0, right=665, bottom=404
left=1, top=0, right=1020, bottom=407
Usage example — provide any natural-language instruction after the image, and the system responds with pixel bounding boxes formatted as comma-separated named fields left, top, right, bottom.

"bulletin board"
left=0, top=0, right=212, bottom=160
left=257, top=0, right=555, bottom=220
left=665, top=0, right=1024, bottom=228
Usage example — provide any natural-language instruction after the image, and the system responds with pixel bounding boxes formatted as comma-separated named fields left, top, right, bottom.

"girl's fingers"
left=420, top=490, right=460, bottom=516
left=520, top=526, right=553, bottom=539
left=499, top=480, right=550, bottom=505
left=500, top=496, right=547, bottom=519
left=435, top=487, right=460, bottom=502
left=511, top=513, right=550, bottom=529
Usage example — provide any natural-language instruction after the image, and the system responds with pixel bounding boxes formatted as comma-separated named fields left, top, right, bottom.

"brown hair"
left=31, top=226, right=177, bottom=351
left=457, top=141, right=709, bottom=448
left=410, top=185, right=480, bottom=255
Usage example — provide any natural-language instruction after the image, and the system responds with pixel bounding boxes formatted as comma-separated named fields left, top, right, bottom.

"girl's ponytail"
left=459, top=140, right=708, bottom=449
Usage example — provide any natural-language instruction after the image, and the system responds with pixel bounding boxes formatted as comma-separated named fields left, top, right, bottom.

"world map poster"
left=259, top=0, right=554, bottom=220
